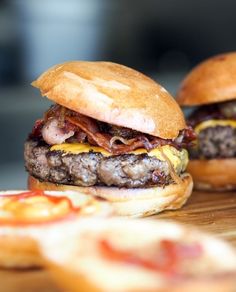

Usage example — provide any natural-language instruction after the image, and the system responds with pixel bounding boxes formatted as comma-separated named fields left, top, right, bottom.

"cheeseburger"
left=25, top=61, right=194, bottom=216
left=176, top=52, right=236, bottom=191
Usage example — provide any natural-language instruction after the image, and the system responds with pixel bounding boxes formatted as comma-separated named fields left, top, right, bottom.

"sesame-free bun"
left=28, top=173, right=193, bottom=217
left=32, top=61, right=186, bottom=139
left=40, top=218, right=236, bottom=292
left=176, top=52, right=236, bottom=106
left=187, top=159, right=236, bottom=191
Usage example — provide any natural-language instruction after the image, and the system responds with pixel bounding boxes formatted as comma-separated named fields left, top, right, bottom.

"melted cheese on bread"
left=0, top=195, right=71, bottom=222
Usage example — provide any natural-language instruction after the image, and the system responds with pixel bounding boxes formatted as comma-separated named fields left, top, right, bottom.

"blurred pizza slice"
left=0, top=190, right=113, bottom=268
left=40, top=218, right=236, bottom=292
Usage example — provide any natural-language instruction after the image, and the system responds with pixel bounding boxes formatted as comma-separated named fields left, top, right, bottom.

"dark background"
left=1, top=0, right=236, bottom=188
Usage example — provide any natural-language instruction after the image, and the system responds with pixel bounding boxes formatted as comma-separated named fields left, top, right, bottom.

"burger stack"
left=25, top=61, right=195, bottom=217
left=176, top=52, right=236, bottom=191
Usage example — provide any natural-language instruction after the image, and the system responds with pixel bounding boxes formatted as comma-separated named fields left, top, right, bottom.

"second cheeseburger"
left=176, top=52, right=236, bottom=191
left=25, top=61, right=194, bottom=216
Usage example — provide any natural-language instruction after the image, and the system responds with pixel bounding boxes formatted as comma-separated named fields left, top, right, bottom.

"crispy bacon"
left=44, top=104, right=62, bottom=120
left=109, top=136, right=136, bottom=147
left=188, top=104, right=224, bottom=128
left=42, top=118, right=75, bottom=145
left=112, top=140, right=148, bottom=154
left=29, top=119, right=44, bottom=138
left=66, top=116, right=112, bottom=152
left=176, top=126, right=197, bottom=148
left=73, top=131, right=87, bottom=143
left=58, top=106, right=67, bottom=127
left=188, top=102, right=236, bottom=128
left=66, top=114, right=195, bottom=153
left=29, top=105, right=196, bottom=154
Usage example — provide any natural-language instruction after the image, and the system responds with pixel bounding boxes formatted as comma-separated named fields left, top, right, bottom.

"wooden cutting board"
left=1, top=191, right=236, bottom=292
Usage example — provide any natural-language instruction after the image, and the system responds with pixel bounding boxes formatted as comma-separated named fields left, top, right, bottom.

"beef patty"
left=24, top=139, right=177, bottom=188
left=189, top=126, right=236, bottom=159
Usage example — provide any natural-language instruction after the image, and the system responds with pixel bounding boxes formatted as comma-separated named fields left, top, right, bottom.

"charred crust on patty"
left=187, top=101, right=236, bottom=160
left=24, top=139, right=179, bottom=188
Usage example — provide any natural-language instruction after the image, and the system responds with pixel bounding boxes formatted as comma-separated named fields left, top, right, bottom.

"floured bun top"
left=176, top=52, right=236, bottom=106
left=32, top=61, right=186, bottom=139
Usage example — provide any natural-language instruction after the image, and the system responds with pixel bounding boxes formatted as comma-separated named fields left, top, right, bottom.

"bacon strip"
left=66, top=116, right=112, bottom=152
left=66, top=116, right=172, bottom=154
left=109, top=136, right=136, bottom=147
left=29, top=119, right=44, bottom=138
left=30, top=105, right=196, bottom=154
left=66, top=115, right=195, bottom=154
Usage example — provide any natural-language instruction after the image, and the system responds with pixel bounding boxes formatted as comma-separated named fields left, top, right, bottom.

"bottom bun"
left=187, top=159, right=236, bottom=191
left=28, top=174, right=193, bottom=217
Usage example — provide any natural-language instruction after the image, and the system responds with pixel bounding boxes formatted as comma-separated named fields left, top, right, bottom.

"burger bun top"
left=176, top=52, right=236, bottom=106
left=32, top=61, right=186, bottom=139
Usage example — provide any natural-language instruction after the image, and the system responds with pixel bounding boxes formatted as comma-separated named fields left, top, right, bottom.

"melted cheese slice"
left=50, top=143, right=189, bottom=173
left=195, top=119, right=236, bottom=134
left=0, top=195, right=71, bottom=222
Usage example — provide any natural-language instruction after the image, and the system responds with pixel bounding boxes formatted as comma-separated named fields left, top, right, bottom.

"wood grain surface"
left=156, top=191, right=236, bottom=246
left=1, top=191, right=236, bottom=292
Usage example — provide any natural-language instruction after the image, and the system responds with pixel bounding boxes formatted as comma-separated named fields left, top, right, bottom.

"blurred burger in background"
left=176, top=52, right=236, bottom=191
left=25, top=61, right=195, bottom=217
